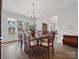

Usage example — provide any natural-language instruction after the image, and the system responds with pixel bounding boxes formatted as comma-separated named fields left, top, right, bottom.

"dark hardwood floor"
left=1, top=41, right=77, bottom=59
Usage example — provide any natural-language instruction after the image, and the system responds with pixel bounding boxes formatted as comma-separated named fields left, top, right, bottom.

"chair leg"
left=28, top=47, right=31, bottom=58
left=30, top=48, right=33, bottom=59
left=48, top=47, right=50, bottom=59
left=24, top=44, right=29, bottom=54
left=20, top=40, right=23, bottom=50
left=18, top=40, right=20, bottom=46
left=39, top=44, right=41, bottom=55
left=52, top=46, right=54, bottom=55
left=18, top=40, right=21, bottom=47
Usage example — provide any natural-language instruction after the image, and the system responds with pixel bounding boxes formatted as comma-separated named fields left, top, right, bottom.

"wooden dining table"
left=32, top=35, right=49, bottom=47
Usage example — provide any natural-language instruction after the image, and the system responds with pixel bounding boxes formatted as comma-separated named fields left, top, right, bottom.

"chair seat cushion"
left=27, top=40, right=37, bottom=46
left=41, top=42, right=52, bottom=46
left=41, top=38, right=48, bottom=42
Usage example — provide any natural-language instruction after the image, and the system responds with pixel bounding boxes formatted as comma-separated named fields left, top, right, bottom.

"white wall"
left=1, top=10, right=31, bottom=42
left=55, top=4, right=78, bottom=43
left=36, top=4, right=78, bottom=43
left=3, top=0, right=77, bottom=18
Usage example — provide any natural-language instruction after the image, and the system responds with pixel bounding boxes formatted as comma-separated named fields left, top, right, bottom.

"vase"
left=31, top=31, right=35, bottom=37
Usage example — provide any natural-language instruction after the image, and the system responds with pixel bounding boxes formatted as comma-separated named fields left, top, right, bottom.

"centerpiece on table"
left=29, top=24, right=36, bottom=37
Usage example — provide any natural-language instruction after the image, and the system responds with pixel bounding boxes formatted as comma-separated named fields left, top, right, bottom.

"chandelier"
left=29, top=0, right=39, bottom=20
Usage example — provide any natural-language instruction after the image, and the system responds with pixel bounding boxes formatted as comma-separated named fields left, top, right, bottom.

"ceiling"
left=2, top=0, right=77, bottom=18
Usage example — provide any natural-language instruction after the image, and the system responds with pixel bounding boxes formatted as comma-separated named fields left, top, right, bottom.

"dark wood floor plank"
left=1, top=42, right=77, bottom=59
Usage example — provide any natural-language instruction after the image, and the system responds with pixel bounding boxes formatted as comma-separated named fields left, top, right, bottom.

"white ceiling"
left=2, top=0, right=77, bottom=18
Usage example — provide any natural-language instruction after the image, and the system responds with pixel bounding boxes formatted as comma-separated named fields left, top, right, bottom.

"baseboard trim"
left=1, top=40, right=18, bottom=44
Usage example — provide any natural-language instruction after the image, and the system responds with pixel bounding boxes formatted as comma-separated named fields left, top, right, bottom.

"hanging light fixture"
left=29, top=0, right=39, bottom=20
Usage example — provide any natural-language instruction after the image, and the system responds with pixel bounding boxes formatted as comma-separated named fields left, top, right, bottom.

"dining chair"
left=37, top=30, right=42, bottom=37
left=18, top=30, right=24, bottom=50
left=24, top=31, right=38, bottom=55
left=40, top=31, right=56, bottom=57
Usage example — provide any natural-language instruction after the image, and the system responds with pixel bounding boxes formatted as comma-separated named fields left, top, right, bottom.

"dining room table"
left=31, top=34, right=49, bottom=48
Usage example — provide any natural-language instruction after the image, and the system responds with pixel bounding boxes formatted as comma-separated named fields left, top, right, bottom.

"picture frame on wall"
left=8, top=20, right=15, bottom=35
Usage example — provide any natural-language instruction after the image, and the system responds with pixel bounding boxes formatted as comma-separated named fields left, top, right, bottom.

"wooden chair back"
left=37, top=30, right=42, bottom=37
left=47, top=31, right=56, bottom=45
